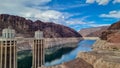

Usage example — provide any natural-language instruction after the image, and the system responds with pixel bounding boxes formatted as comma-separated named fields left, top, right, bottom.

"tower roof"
left=2, top=26, right=15, bottom=33
left=34, top=30, right=43, bottom=39
left=2, top=26, right=15, bottom=39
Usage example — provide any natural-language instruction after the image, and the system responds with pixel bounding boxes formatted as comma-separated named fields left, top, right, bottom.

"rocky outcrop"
left=45, top=58, right=93, bottom=68
left=77, top=50, right=120, bottom=68
left=108, top=21, right=120, bottom=30
left=92, top=40, right=110, bottom=50
left=93, top=40, right=120, bottom=51
left=63, top=58, right=93, bottom=68
left=100, top=21, right=120, bottom=41
left=107, top=32, right=120, bottom=43
left=87, top=27, right=108, bottom=37
left=0, top=14, right=82, bottom=38
left=100, top=30, right=114, bottom=40
left=74, top=21, right=120, bottom=68
left=79, top=26, right=108, bottom=37
left=77, top=36, right=120, bottom=68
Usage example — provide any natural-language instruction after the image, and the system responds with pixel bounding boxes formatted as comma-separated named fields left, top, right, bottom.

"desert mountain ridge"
left=79, top=26, right=109, bottom=37
left=0, top=14, right=82, bottom=38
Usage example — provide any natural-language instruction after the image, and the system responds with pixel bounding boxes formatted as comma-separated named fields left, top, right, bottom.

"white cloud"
left=22, top=10, right=64, bottom=22
left=0, top=0, right=51, bottom=7
left=66, top=16, right=91, bottom=25
left=86, top=0, right=110, bottom=5
left=0, top=0, right=68, bottom=24
left=113, top=0, right=120, bottom=3
left=0, top=0, right=52, bottom=14
left=66, top=20, right=87, bottom=25
left=51, top=4, right=89, bottom=11
left=100, top=10, right=120, bottom=18
left=86, top=0, right=95, bottom=3
left=66, top=19, right=110, bottom=29
left=0, top=0, right=82, bottom=25
left=88, top=24, right=110, bottom=27
left=96, top=0, right=109, bottom=5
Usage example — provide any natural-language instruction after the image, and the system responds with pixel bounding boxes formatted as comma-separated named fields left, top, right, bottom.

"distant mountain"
left=79, top=26, right=108, bottom=37
left=100, top=21, right=120, bottom=43
left=0, top=14, right=82, bottom=38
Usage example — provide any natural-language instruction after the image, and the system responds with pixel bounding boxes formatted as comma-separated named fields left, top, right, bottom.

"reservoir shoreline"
left=17, top=37, right=83, bottom=52
left=17, top=38, right=96, bottom=68
left=76, top=39, right=120, bottom=68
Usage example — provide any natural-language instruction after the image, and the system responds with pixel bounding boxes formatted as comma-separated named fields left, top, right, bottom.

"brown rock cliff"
left=0, top=14, right=82, bottom=38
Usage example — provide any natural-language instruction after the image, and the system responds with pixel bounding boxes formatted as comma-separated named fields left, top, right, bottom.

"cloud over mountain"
left=0, top=0, right=119, bottom=30
left=100, top=10, right=120, bottom=19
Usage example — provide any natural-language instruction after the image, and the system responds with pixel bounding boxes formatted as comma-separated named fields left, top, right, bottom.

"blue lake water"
left=45, top=40, right=96, bottom=66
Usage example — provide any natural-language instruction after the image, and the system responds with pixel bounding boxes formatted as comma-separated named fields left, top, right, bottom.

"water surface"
left=45, top=40, right=96, bottom=66
left=18, top=40, right=96, bottom=68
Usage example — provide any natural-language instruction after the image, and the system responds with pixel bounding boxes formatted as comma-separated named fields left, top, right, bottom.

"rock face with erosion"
left=79, top=26, right=108, bottom=37
left=77, top=51, right=120, bottom=68
left=62, top=58, right=93, bottom=68
left=92, top=40, right=120, bottom=51
left=77, top=20, right=120, bottom=68
left=45, top=58, right=93, bottom=68
left=0, top=14, right=82, bottom=38
left=100, top=21, right=120, bottom=42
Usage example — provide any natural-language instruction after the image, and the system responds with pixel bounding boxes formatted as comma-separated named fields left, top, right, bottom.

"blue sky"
left=0, top=0, right=120, bottom=31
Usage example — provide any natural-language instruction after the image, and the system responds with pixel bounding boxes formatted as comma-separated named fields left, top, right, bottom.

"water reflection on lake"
left=17, top=40, right=96, bottom=68
left=45, top=40, right=96, bottom=66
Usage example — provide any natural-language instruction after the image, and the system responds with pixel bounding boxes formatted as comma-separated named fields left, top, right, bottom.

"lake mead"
left=45, top=40, right=96, bottom=66
left=18, top=40, right=96, bottom=68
